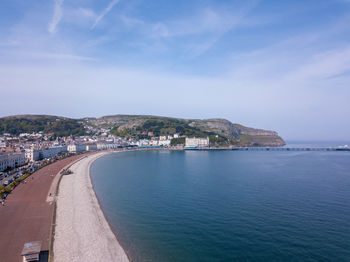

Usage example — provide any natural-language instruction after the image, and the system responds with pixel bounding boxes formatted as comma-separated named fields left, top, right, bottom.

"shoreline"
left=53, top=151, right=130, bottom=262
left=88, top=152, right=134, bottom=262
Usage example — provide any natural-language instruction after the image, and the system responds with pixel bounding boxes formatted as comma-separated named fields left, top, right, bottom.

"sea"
left=90, top=141, right=350, bottom=262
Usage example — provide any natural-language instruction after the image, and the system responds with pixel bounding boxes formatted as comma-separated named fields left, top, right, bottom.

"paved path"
left=0, top=154, right=87, bottom=262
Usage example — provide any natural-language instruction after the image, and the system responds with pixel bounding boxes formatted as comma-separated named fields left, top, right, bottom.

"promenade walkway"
left=0, top=154, right=86, bottom=262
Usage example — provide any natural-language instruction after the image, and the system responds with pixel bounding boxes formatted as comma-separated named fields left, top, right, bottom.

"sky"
left=0, top=0, right=350, bottom=140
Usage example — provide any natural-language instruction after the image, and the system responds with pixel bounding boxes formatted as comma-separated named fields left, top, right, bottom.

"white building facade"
left=159, top=140, right=171, bottom=146
left=25, top=148, right=41, bottom=162
left=86, top=144, right=98, bottom=151
left=0, top=152, right=26, bottom=171
left=41, top=146, right=67, bottom=159
left=97, top=143, right=120, bottom=150
left=185, top=137, right=210, bottom=148
left=67, top=144, right=87, bottom=153
left=25, top=146, right=67, bottom=162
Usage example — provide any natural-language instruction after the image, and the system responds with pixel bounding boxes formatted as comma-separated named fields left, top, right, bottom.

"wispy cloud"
left=1, top=0, right=350, bottom=139
left=227, top=13, right=350, bottom=84
left=91, top=0, right=120, bottom=29
left=284, top=47, right=350, bottom=83
left=48, top=0, right=64, bottom=34
left=116, top=2, right=260, bottom=58
left=150, top=8, right=246, bottom=38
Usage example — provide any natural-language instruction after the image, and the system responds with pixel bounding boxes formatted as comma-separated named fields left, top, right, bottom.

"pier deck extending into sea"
left=233, top=147, right=349, bottom=151
left=185, top=147, right=350, bottom=152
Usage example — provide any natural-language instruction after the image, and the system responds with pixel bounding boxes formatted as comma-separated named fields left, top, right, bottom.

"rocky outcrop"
left=188, top=118, right=285, bottom=146
left=91, top=115, right=285, bottom=147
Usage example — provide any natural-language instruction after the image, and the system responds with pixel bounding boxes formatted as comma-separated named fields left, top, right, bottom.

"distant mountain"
left=0, top=114, right=285, bottom=146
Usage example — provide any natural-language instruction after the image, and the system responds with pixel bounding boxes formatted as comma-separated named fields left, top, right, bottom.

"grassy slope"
left=0, top=114, right=285, bottom=146
left=0, top=115, right=86, bottom=137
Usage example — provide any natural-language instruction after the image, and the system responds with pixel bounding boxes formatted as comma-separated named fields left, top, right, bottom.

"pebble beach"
left=53, top=152, right=129, bottom=262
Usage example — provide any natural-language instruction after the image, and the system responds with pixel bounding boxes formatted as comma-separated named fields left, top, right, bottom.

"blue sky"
left=0, top=0, right=350, bottom=140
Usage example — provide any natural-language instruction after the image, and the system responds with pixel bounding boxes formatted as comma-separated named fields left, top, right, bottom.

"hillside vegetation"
left=0, top=115, right=86, bottom=137
left=90, top=115, right=285, bottom=147
left=0, top=114, right=285, bottom=146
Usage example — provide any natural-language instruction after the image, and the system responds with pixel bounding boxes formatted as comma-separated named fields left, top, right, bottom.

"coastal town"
left=1, top=0, right=350, bottom=260
left=0, top=130, right=210, bottom=165
left=0, top=123, right=212, bottom=262
left=0, top=113, right=289, bottom=206
left=1, top=132, right=349, bottom=262
left=0, top=115, right=284, bottom=262
left=0, top=129, right=210, bottom=187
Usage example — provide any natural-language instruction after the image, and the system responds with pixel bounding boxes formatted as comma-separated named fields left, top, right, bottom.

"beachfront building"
left=148, top=139, right=171, bottom=147
left=185, top=137, right=210, bottom=149
left=150, top=140, right=159, bottom=146
left=0, top=153, right=8, bottom=171
left=25, top=148, right=41, bottom=162
left=159, top=139, right=171, bottom=146
left=25, top=146, right=67, bottom=162
left=97, top=142, right=120, bottom=150
left=0, top=151, right=26, bottom=171
left=67, top=144, right=87, bottom=153
left=136, top=139, right=151, bottom=147
left=0, top=141, right=8, bottom=148
left=86, top=144, right=98, bottom=151
left=41, top=146, right=67, bottom=159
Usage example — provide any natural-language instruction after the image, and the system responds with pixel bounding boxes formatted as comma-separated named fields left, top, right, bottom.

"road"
left=0, top=154, right=86, bottom=262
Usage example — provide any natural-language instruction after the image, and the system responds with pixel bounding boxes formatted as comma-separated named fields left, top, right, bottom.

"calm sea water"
left=90, top=149, right=350, bottom=262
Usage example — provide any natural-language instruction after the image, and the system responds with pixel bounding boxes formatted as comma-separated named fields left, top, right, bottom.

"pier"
left=184, top=147, right=350, bottom=152
left=232, top=147, right=350, bottom=152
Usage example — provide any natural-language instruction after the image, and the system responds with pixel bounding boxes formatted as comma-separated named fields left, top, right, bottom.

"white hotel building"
left=67, top=143, right=98, bottom=153
left=0, top=152, right=26, bottom=172
left=185, top=137, right=210, bottom=149
left=25, top=146, right=67, bottom=162
left=67, top=144, right=87, bottom=153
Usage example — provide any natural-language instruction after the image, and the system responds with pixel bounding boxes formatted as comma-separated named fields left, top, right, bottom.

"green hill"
left=0, top=114, right=285, bottom=146
left=0, top=115, right=86, bottom=137
left=88, top=114, right=285, bottom=147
